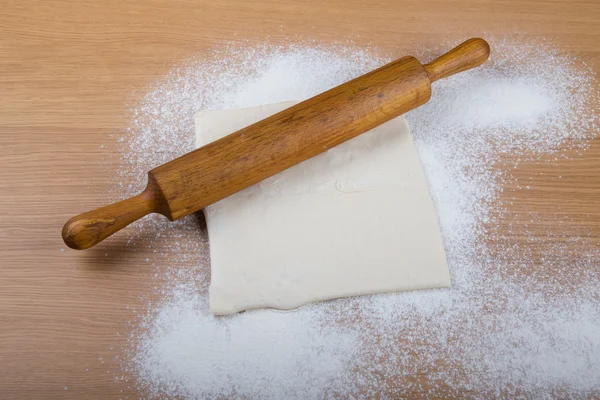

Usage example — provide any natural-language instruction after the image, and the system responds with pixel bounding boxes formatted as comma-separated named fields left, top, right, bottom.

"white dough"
left=195, top=102, right=450, bottom=315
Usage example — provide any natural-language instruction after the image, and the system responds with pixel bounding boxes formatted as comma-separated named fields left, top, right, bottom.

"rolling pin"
left=63, top=38, right=490, bottom=250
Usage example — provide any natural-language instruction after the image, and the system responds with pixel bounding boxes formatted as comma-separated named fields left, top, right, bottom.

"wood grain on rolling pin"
left=62, top=38, right=490, bottom=250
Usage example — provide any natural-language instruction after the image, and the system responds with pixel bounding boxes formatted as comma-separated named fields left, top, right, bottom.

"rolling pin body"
left=63, top=38, right=490, bottom=249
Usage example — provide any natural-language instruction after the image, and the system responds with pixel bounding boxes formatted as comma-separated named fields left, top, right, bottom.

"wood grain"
left=1, top=0, right=599, bottom=398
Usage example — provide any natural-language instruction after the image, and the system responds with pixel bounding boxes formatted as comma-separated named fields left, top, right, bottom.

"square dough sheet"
left=195, top=102, right=450, bottom=315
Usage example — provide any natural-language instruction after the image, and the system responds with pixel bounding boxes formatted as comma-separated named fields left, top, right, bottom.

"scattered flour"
left=132, top=284, right=357, bottom=399
left=118, top=38, right=600, bottom=398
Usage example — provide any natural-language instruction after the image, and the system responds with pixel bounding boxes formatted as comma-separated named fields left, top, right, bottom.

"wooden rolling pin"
left=63, top=38, right=490, bottom=250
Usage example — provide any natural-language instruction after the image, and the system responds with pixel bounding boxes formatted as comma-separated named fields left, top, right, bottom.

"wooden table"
left=1, top=0, right=599, bottom=398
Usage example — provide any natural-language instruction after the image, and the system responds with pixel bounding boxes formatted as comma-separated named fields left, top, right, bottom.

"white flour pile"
left=118, top=38, right=600, bottom=398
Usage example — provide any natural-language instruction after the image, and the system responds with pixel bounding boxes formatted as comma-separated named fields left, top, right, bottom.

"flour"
left=120, top=38, right=600, bottom=398
left=129, top=283, right=358, bottom=399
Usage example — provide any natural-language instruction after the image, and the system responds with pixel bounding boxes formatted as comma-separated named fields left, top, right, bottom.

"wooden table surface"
left=1, top=0, right=599, bottom=398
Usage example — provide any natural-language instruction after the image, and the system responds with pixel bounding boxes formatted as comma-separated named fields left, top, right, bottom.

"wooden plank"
left=1, top=0, right=599, bottom=398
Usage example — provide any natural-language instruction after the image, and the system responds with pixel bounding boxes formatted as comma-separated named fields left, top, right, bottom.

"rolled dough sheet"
left=195, top=102, right=450, bottom=315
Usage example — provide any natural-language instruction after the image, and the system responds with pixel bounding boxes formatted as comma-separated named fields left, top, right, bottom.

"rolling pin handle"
left=62, top=183, right=160, bottom=250
left=424, top=38, right=490, bottom=82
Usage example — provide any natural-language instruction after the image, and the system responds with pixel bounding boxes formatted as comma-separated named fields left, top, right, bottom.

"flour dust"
left=117, top=38, right=599, bottom=398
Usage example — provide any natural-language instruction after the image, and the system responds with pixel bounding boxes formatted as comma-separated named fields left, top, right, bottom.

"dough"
left=195, top=102, right=449, bottom=315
